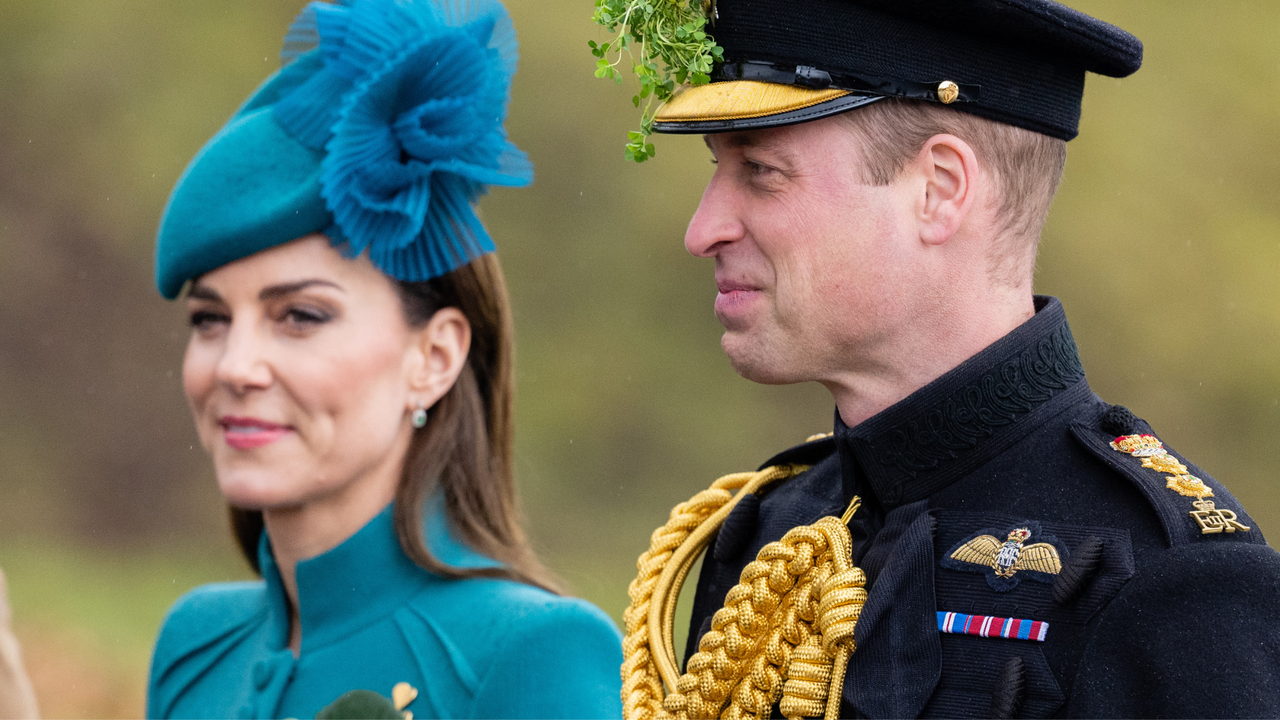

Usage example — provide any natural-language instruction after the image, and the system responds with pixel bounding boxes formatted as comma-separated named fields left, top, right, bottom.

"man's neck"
left=825, top=289, right=1036, bottom=427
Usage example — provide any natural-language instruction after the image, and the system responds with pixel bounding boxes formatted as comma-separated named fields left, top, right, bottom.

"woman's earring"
left=411, top=405, right=428, bottom=429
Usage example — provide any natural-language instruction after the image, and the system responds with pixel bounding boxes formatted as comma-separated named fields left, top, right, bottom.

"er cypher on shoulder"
left=605, top=0, right=1280, bottom=718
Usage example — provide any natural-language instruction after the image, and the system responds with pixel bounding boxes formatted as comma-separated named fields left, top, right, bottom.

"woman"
left=0, top=570, right=38, bottom=720
left=143, top=0, right=623, bottom=717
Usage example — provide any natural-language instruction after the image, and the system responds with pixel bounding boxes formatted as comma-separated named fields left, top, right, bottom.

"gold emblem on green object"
left=392, top=682, right=418, bottom=719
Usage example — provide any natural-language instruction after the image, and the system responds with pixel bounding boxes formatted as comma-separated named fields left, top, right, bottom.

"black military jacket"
left=685, top=296, right=1280, bottom=718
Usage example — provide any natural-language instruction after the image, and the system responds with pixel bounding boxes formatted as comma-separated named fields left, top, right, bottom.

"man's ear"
left=405, top=307, right=471, bottom=411
left=912, top=133, right=980, bottom=246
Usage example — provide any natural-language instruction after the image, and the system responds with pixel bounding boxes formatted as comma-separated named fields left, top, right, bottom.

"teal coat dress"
left=147, top=504, right=623, bottom=719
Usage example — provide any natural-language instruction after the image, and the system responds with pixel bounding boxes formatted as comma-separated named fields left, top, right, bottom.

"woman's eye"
left=189, top=310, right=228, bottom=329
left=281, top=307, right=332, bottom=327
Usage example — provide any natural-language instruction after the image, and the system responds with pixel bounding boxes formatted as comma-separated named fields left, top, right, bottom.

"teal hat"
left=155, top=0, right=533, bottom=299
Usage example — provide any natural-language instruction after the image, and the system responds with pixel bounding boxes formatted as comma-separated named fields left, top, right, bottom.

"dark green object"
left=315, top=690, right=402, bottom=720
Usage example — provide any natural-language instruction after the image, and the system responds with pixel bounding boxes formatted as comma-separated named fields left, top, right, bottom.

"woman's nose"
left=214, top=321, right=273, bottom=393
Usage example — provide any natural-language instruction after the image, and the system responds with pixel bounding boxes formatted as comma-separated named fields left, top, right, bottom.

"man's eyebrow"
left=259, top=279, right=344, bottom=301
left=704, top=132, right=792, bottom=161
left=704, top=133, right=760, bottom=151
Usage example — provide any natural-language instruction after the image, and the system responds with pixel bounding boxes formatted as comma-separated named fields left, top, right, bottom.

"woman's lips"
left=219, top=416, right=292, bottom=450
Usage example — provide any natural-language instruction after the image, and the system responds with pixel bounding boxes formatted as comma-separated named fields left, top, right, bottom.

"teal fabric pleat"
left=283, top=0, right=531, bottom=282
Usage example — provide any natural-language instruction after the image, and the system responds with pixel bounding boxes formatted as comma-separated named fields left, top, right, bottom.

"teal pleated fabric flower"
left=154, top=0, right=531, bottom=297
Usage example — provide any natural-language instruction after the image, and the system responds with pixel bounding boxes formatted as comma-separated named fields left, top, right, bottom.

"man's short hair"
left=838, top=99, right=1068, bottom=285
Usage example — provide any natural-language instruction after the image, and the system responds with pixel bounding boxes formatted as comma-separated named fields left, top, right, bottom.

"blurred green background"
left=0, top=1, right=1276, bottom=716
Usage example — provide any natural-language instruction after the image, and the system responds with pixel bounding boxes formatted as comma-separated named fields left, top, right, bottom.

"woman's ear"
left=912, top=133, right=980, bottom=246
left=405, top=307, right=472, bottom=411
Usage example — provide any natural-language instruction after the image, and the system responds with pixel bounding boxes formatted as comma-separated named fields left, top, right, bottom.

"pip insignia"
left=942, top=522, right=1065, bottom=592
left=1110, top=434, right=1250, bottom=535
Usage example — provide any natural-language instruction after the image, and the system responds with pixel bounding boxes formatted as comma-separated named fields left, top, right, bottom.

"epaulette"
left=756, top=431, right=837, bottom=471
left=1070, top=404, right=1265, bottom=548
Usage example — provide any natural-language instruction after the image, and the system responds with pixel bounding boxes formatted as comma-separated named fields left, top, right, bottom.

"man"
left=617, top=0, right=1280, bottom=717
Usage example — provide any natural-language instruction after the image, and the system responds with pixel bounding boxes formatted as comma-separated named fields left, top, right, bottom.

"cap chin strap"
left=719, top=60, right=981, bottom=104
left=651, top=59, right=982, bottom=134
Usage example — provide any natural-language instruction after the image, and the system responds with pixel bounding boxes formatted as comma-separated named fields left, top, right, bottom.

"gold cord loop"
left=621, top=465, right=807, bottom=719
left=622, top=470, right=867, bottom=720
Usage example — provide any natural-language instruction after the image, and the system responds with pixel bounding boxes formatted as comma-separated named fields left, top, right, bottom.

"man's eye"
left=743, top=160, right=782, bottom=182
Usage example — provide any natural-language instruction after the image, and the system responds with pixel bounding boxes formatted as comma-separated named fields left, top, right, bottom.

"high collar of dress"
left=834, top=295, right=1088, bottom=510
left=256, top=495, right=500, bottom=652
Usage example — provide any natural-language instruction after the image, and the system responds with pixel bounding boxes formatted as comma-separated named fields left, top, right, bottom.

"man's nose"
left=684, top=172, right=745, bottom=258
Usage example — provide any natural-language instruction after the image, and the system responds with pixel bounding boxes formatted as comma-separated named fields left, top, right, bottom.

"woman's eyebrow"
left=259, top=279, right=344, bottom=301
left=187, top=285, right=222, bottom=302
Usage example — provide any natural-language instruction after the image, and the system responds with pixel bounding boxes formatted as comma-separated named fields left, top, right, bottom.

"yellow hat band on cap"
left=653, top=80, right=853, bottom=123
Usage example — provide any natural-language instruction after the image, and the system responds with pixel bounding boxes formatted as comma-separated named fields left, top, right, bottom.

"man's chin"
left=722, top=333, right=803, bottom=386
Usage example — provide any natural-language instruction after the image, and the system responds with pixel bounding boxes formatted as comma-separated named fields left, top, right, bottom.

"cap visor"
left=652, top=80, right=883, bottom=134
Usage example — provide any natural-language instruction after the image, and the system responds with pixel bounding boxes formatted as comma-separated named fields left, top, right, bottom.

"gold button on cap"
left=937, top=80, right=960, bottom=104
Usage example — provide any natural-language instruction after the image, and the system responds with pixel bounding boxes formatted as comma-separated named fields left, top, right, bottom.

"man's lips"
left=219, top=416, right=292, bottom=450
left=714, top=280, right=764, bottom=317
left=716, top=279, right=761, bottom=294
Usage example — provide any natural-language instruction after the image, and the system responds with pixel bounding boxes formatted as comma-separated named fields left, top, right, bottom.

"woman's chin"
left=216, top=471, right=306, bottom=511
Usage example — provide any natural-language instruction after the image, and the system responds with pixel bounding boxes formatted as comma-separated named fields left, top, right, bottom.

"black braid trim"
left=869, top=322, right=1085, bottom=483
left=1052, top=535, right=1104, bottom=605
left=990, top=656, right=1026, bottom=719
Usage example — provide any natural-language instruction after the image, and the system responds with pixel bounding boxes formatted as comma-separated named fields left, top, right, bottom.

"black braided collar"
left=836, top=296, right=1088, bottom=507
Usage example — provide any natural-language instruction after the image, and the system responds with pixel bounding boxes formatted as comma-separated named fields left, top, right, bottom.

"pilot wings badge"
left=941, top=521, right=1067, bottom=592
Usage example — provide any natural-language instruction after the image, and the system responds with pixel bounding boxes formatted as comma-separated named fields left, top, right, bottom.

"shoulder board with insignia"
left=1070, top=406, right=1264, bottom=548
left=757, top=432, right=837, bottom=471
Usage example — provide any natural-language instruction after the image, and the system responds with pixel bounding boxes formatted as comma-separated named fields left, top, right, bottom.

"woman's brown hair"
left=229, top=254, right=560, bottom=593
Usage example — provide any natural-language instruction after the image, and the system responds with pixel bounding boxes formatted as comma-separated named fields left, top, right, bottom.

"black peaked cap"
left=652, top=0, right=1142, bottom=140
left=854, top=0, right=1142, bottom=77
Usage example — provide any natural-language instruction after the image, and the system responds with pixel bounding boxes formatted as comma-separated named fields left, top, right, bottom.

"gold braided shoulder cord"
left=622, top=465, right=868, bottom=720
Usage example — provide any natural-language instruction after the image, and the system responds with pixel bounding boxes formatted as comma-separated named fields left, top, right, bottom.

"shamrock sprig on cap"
left=590, top=0, right=723, bottom=162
